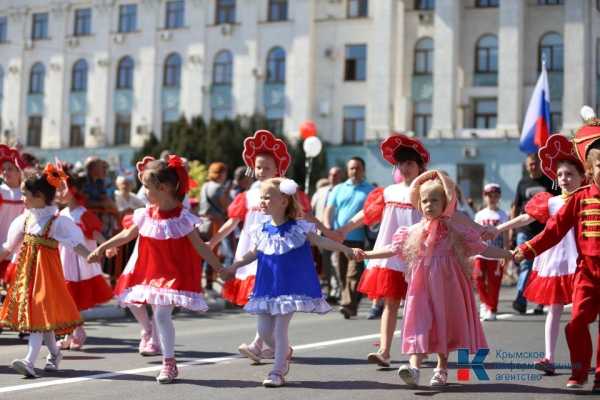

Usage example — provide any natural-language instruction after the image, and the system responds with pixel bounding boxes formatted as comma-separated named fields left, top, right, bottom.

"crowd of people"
left=0, top=107, right=599, bottom=392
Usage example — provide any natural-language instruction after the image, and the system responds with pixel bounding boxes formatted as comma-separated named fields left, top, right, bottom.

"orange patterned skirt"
left=0, top=235, right=83, bottom=335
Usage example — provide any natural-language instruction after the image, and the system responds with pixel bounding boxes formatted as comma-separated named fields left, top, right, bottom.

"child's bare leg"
left=409, top=353, right=426, bottom=369
left=436, top=353, right=448, bottom=369
left=379, top=298, right=400, bottom=358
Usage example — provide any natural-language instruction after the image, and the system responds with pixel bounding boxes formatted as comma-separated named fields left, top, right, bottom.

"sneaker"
left=140, top=337, right=161, bottom=357
left=367, top=352, right=391, bottom=367
left=44, top=351, right=63, bottom=371
left=11, top=359, right=38, bottom=378
left=512, top=300, right=526, bottom=315
left=534, top=358, right=556, bottom=375
left=238, top=343, right=262, bottom=363
left=482, top=310, right=497, bottom=321
left=56, top=335, right=72, bottom=350
left=156, top=358, right=178, bottom=384
left=259, top=346, right=275, bottom=360
left=566, top=375, right=588, bottom=389
left=70, top=327, right=87, bottom=350
left=367, top=305, right=384, bottom=320
left=263, top=372, right=285, bottom=387
left=398, top=364, right=420, bottom=387
left=479, top=304, right=487, bottom=319
left=430, top=368, right=448, bottom=386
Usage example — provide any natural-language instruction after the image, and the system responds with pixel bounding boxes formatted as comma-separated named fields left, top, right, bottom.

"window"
left=539, top=32, right=563, bottom=72
left=344, top=44, right=366, bottom=81
left=71, top=59, right=88, bottom=92
left=0, top=17, right=7, bottom=42
left=213, top=50, right=233, bottom=84
left=268, top=0, right=287, bottom=21
left=118, top=4, right=137, bottom=33
left=473, top=98, right=497, bottom=129
left=474, top=34, right=498, bottom=86
left=550, top=107, right=562, bottom=133
left=415, top=0, right=434, bottom=10
left=343, top=106, right=365, bottom=144
left=27, top=116, right=42, bottom=147
left=413, top=101, right=432, bottom=137
left=74, top=8, right=92, bottom=36
left=114, top=114, right=131, bottom=145
left=116, top=56, right=134, bottom=89
left=266, top=118, right=284, bottom=135
left=476, top=0, right=498, bottom=6
left=163, top=53, right=182, bottom=87
left=69, top=117, right=85, bottom=147
left=537, top=0, right=562, bottom=5
left=165, top=0, right=185, bottom=29
left=414, top=37, right=433, bottom=75
left=347, top=0, right=368, bottom=18
left=216, top=0, right=236, bottom=24
left=457, top=164, right=485, bottom=209
left=266, top=47, right=285, bottom=83
left=32, top=13, right=49, bottom=40
left=29, top=63, right=45, bottom=94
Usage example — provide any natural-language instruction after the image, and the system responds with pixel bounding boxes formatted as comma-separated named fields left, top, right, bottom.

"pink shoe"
left=70, top=327, right=87, bottom=351
left=56, top=335, right=72, bottom=350
left=238, top=343, right=262, bottom=363
left=140, top=332, right=161, bottom=356
left=156, top=358, right=178, bottom=384
left=138, top=330, right=151, bottom=354
left=259, top=347, right=274, bottom=359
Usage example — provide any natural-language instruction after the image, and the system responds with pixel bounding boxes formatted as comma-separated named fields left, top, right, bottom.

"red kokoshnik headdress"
left=572, top=106, right=600, bottom=163
left=0, top=144, right=26, bottom=170
left=380, top=133, right=430, bottom=166
left=136, top=154, right=190, bottom=196
left=242, top=130, right=291, bottom=177
left=538, top=134, right=583, bottom=181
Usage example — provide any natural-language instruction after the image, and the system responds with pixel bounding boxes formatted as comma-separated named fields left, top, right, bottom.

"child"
left=0, top=165, right=91, bottom=377
left=514, top=106, right=600, bottom=392
left=209, top=130, right=313, bottom=363
left=357, top=170, right=511, bottom=387
left=221, top=178, right=354, bottom=387
left=88, top=155, right=223, bottom=384
left=56, top=172, right=114, bottom=350
left=337, top=134, right=428, bottom=367
left=0, top=145, right=25, bottom=285
left=473, top=183, right=509, bottom=321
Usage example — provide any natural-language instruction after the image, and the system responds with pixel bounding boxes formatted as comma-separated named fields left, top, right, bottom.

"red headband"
left=167, top=155, right=189, bottom=196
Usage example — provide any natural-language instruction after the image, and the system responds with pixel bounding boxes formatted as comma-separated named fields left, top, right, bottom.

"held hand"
left=87, top=249, right=102, bottom=263
left=343, top=247, right=355, bottom=260
left=512, top=249, right=525, bottom=264
left=105, top=247, right=118, bottom=258
left=481, top=226, right=499, bottom=241
left=352, top=248, right=366, bottom=262
left=219, top=267, right=235, bottom=281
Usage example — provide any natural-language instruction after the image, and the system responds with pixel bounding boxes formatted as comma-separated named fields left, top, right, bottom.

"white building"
left=0, top=0, right=599, bottom=205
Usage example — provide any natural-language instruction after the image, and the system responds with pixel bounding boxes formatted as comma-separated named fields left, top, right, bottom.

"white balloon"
left=303, top=136, right=322, bottom=158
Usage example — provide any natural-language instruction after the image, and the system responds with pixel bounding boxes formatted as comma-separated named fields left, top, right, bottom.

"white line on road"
left=0, top=331, right=399, bottom=394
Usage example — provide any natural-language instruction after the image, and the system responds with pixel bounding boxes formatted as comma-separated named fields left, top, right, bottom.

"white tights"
left=545, top=304, right=563, bottom=363
left=25, top=332, right=59, bottom=366
left=128, top=305, right=160, bottom=344
left=256, top=313, right=293, bottom=375
left=128, top=305, right=175, bottom=358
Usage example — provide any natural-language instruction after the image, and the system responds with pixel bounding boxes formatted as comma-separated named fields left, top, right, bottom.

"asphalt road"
left=0, top=287, right=597, bottom=399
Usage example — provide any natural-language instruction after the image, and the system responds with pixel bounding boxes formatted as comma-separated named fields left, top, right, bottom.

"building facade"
left=0, top=0, right=599, bottom=206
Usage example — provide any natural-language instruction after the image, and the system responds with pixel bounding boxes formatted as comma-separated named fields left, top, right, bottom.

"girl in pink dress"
left=0, top=145, right=25, bottom=286
left=357, top=170, right=511, bottom=387
left=88, top=155, right=223, bottom=384
left=337, top=134, right=428, bottom=367
left=496, top=134, right=585, bottom=375
left=56, top=172, right=114, bottom=350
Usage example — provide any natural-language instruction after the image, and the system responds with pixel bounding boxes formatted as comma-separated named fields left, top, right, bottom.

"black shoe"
left=367, top=305, right=384, bottom=320
left=339, top=306, right=356, bottom=319
left=533, top=305, right=545, bottom=315
left=326, top=296, right=339, bottom=305
left=512, top=300, right=527, bottom=315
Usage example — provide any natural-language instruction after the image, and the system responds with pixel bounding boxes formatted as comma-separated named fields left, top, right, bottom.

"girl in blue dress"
left=222, top=177, right=355, bottom=387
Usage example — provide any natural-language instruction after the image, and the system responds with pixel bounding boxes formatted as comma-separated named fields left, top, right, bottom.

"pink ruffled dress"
left=523, top=192, right=576, bottom=305
left=358, top=184, right=421, bottom=300
left=0, top=184, right=24, bottom=279
left=392, top=222, right=488, bottom=355
left=114, top=205, right=208, bottom=311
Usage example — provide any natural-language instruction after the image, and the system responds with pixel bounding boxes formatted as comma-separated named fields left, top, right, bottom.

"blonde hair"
left=260, top=177, right=302, bottom=220
left=402, top=178, right=473, bottom=280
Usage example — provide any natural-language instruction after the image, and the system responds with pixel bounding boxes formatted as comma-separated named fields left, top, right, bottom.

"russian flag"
left=520, top=62, right=552, bottom=153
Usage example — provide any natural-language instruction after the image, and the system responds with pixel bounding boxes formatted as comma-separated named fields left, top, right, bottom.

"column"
left=432, top=0, right=460, bottom=138
left=393, top=2, right=408, bottom=132
left=562, top=0, right=591, bottom=134
left=366, top=0, right=394, bottom=140
left=235, top=2, right=258, bottom=115
left=497, top=0, right=524, bottom=138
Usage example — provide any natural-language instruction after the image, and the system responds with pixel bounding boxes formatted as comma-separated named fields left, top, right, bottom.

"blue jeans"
left=515, top=231, right=534, bottom=306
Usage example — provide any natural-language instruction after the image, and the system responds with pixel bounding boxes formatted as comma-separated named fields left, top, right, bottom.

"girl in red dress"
left=88, top=155, right=223, bottom=384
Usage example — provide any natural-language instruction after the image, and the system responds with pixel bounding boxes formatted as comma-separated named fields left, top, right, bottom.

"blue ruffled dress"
left=244, top=219, right=331, bottom=315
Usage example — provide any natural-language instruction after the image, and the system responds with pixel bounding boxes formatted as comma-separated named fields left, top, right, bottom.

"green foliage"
left=133, top=114, right=328, bottom=195
left=188, top=160, right=208, bottom=199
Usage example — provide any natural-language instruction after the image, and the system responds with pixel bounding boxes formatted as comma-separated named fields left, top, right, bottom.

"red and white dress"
left=357, top=184, right=422, bottom=300
left=523, top=192, right=577, bottom=305
left=0, top=184, right=24, bottom=280
left=223, top=181, right=271, bottom=306
left=114, top=205, right=208, bottom=311
left=59, top=206, right=113, bottom=311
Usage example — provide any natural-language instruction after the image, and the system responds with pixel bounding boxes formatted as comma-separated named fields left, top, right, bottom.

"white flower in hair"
left=279, top=179, right=298, bottom=196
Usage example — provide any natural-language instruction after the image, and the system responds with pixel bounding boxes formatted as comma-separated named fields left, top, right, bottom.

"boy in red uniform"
left=514, top=106, right=600, bottom=392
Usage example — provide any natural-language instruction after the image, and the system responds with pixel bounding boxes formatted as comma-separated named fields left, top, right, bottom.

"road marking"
left=0, top=331, right=399, bottom=394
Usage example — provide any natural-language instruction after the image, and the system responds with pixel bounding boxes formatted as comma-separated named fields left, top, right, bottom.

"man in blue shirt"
left=324, top=157, right=374, bottom=318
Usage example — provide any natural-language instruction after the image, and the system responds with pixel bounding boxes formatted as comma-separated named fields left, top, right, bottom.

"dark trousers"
left=338, top=240, right=365, bottom=314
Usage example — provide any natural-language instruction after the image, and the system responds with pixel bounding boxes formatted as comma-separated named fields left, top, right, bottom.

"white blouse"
left=2, top=205, right=86, bottom=254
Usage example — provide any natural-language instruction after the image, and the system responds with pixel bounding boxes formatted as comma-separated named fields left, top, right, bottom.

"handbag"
left=197, top=183, right=226, bottom=241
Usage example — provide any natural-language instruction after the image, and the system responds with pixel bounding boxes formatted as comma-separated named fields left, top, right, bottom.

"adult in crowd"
left=324, top=157, right=374, bottom=319
left=311, top=167, right=343, bottom=301
left=230, top=166, right=252, bottom=200
left=198, top=162, right=232, bottom=293
left=511, top=152, right=560, bottom=314
left=114, top=175, right=145, bottom=214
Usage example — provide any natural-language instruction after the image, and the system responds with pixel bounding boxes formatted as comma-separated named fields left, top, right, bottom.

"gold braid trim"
left=23, top=235, right=58, bottom=249
left=0, top=318, right=83, bottom=334
left=523, top=242, right=537, bottom=257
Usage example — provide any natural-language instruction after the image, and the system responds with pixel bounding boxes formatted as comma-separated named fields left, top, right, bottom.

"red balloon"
left=299, top=120, right=317, bottom=139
